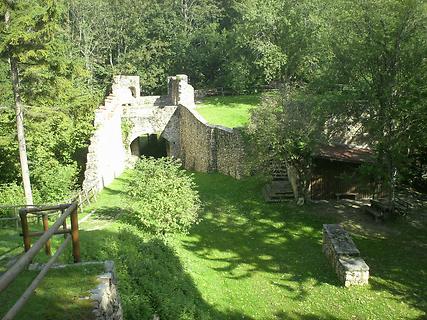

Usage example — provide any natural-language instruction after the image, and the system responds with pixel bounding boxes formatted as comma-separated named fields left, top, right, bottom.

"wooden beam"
left=0, top=202, right=77, bottom=293
left=19, top=213, right=30, bottom=252
left=1, top=235, right=72, bottom=320
left=19, top=203, right=70, bottom=215
left=42, top=214, right=51, bottom=256
left=19, top=229, right=71, bottom=238
left=70, top=207, right=80, bottom=263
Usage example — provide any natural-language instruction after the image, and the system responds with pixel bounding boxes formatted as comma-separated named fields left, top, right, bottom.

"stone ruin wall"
left=83, top=74, right=246, bottom=191
left=178, top=106, right=213, bottom=172
left=83, top=91, right=128, bottom=191
left=215, top=126, right=246, bottom=179
left=178, top=106, right=246, bottom=179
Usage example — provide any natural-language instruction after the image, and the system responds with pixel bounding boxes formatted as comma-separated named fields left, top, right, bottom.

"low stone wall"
left=91, top=261, right=123, bottom=320
left=178, top=105, right=246, bottom=178
left=323, top=224, right=369, bottom=287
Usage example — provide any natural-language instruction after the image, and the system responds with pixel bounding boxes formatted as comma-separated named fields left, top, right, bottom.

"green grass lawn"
left=1, top=171, right=426, bottom=319
left=40, top=170, right=426, bottom=320
left=0, top=264, right=102, bottom=319
left=196, top=95, right=261, bottom=128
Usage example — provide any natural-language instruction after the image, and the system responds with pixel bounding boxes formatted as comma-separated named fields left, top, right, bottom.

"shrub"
left=32, top=160, right=78, bottom=203
left=124, top=157, right=201, bottom=237
left=0, top=183, right=41, bottom=217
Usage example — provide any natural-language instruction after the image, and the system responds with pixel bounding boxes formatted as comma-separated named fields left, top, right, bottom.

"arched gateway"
left=82, top=75, right=245, bottom=192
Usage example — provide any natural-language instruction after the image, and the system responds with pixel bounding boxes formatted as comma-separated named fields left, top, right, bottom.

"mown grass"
left=0, top=264, right=102, bottom=320
left=40, top=170, right=426, bottom=320
left=196, top=95, right=261, bottom=128
left=1, top=171, right=426, bottom=319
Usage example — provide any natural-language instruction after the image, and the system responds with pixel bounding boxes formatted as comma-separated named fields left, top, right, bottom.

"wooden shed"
left=310, top=144, right=375, bottom=200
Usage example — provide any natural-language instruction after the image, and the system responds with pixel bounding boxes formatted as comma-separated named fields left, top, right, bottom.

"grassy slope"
left=196, top=95, right=261, bottom=128
left=40, top=170, right=426, bottom=320
left=2, top=171, right=425, bottom=319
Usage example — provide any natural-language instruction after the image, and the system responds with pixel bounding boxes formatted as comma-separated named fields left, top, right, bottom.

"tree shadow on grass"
left=181, top=173, right=340, bottom=302
left=355, top=231, right=427, bottom=315
left=182, top=173, right=427, bottom=315
left=274, top=311, right=341, bottom=320
left=74, top=227, right=255, bottom=320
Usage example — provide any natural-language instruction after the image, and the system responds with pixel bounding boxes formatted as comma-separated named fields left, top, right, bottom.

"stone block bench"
left=323, top=224, right=369, bottom=287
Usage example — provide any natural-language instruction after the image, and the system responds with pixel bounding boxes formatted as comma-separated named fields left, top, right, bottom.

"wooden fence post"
left=61, top=209, right=67, bottom=239
left=70, top=207, right=81, bottom=263
left=19, top=213, right=31, bottom=252
left=42, top=214, right=51, bottom=256
left=14, top=207, right=19, bottom=230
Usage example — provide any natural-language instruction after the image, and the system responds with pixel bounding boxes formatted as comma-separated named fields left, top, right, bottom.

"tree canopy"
left=0, top=0, right=426, bottom=203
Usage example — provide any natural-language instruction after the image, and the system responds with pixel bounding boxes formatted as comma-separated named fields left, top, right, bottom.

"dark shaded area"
left=57, top=221, right=255, bottom=320
left=130, top=134, right=169, bottom=159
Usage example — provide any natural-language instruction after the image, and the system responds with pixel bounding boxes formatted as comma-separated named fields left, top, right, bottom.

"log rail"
left=0, top=202, right=80, bottom=320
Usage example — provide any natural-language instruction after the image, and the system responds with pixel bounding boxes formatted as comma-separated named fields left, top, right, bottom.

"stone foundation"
left=323, top=224, right=369, bottom=287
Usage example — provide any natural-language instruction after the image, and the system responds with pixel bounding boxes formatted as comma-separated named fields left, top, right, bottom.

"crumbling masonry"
left=83, top=75, right=245, bottom=191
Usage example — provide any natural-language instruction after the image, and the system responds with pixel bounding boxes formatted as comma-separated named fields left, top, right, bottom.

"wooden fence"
left=194, top=85, right=280, bottom=98
left=0, top=202, right=80, bottom=320
left=0, top=184, right=98, bottom=320
left=0, top=184, right=97, bottom=230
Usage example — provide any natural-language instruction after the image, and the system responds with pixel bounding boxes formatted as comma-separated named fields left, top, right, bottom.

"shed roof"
left=314, top=144, right=374, bottom=164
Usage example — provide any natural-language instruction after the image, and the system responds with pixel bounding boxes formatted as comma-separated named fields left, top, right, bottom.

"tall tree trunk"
left=5, top=9, right=34, bottom=205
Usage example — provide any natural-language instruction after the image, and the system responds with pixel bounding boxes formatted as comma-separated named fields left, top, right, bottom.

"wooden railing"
left=0, top=183, right=98, bottom=230
left=0, top=202, right=81, bottom=320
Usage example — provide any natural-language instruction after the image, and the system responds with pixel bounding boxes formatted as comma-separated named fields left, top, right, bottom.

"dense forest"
left=0, top=0, right=426, bottom=204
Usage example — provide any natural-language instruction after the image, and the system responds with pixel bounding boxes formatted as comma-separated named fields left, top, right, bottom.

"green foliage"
left=31, top=160, right=77, bottom=203
left=0, top=183, right=25, bottom=205
left=0, top=184, right=42, bottom=217
left=121, top=118, right=134, bottom=146
left=124, top=157, right=201, bottom=237
left=247, top=90, right=323, bottom=198
left=313, top=0, right=427, bottom=197
left=0, top=0, right=100, bottom=200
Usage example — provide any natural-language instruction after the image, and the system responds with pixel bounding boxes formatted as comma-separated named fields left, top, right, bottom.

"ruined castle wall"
left=215, top=126, right=246, bottom=179
left=83, top=94, right=128, bottom=191
left=178, top=106, right=213, bottom=172
left=178, top=104, right=246, bottom=179
left=83, top=74, right=247, bottom=192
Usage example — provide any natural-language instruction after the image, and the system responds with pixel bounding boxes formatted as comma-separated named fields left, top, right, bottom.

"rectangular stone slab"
left=323, top=224, right=360, bottom=256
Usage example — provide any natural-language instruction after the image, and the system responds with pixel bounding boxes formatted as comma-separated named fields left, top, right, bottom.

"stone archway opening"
left=130, top=134, right=170, bottom=159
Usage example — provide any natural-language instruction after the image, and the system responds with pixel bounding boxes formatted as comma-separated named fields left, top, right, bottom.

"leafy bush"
left=124, top=157, right=201, bottom=237
left=32, top=160, right=78, bottom=203
left=0, top=183, right=40, bottom=217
